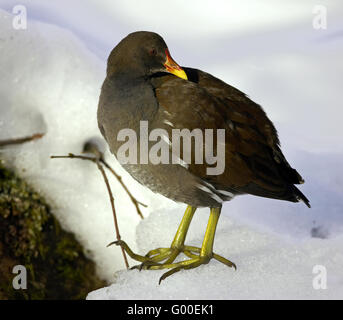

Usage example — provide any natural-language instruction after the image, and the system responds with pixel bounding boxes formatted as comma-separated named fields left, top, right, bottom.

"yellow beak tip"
left=169, top=69, right=188, bottom=80
left=175, top=70, right=188, bottom=80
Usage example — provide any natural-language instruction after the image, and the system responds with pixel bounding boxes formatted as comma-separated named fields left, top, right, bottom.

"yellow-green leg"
left=144, top=205, right=197, bottom=264
left=109, top=206, right=236, bottom=283
left=148, top=207, right=236, bottom=283
left=108, top=205, right=197, bottom=265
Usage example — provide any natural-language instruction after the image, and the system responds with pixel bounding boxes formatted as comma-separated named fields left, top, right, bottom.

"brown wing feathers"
left=150, top=69, right=310, bottom=207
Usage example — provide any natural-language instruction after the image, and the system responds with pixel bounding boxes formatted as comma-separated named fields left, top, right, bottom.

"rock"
left=0, top=159, right=106, bottom=299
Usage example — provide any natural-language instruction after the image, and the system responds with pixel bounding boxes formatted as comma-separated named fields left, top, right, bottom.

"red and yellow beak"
left=164, top=48, right=188, bottom=80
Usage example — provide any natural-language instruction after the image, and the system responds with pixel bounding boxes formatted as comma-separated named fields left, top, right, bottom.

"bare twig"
left=0, top=133, right=44, bottom=147
left=51, top=153, right=129, bottom=269
left=82, top=138, right=146, bottom=219
left=100, top=159, right=146, bottom=219
left=95, top=161, right=129, bottom=269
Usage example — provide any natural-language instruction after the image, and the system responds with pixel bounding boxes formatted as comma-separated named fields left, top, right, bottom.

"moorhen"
left=97, top=31, right=310, bottom=283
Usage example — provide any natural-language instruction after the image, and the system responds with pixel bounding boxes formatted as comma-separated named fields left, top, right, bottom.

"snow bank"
left=0, top=9, right=173, bottom=281
left=87, top=207, right=343, bottom=299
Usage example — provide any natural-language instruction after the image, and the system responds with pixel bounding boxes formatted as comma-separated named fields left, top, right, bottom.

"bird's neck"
left=99, top=73, right=158, bottom=133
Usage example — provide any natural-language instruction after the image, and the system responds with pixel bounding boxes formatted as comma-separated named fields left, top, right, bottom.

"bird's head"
left=107, top=31, right=188, bottom=80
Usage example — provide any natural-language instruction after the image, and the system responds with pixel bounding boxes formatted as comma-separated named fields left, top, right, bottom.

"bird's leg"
left=147, top=207, right=236, bottom=284
left=108, top=205, right=196, bottom=266
left=111, top=206, right=236, bottom=281
left=144, top=205, right=197, bottom=264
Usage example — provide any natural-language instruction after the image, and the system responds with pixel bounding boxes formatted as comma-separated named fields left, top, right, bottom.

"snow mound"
left=0, top=9, right=171, bottom=281
left=87, top=207, right=343, bottom=300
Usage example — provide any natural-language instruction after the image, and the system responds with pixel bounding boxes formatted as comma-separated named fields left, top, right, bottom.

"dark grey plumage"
left=97, top=31, right=310, bottom=208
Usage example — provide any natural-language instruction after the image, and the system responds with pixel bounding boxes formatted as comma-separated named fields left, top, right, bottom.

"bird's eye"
left=149, top=48, right=157, bottom=56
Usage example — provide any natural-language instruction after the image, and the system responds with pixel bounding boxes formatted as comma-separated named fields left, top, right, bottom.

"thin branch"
left=82, top=139, right=145, bottom=219
left=0, top=133, right=44, bottom=147
left=100, top=159, right=146, bottom=219
left=51, top=153, right=129, bottom=270
left=53, top=153, right=146, bottom=218
left=95, top=161, right=129, bottom=269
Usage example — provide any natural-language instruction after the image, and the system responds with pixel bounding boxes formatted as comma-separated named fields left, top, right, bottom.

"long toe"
left=158, top=256, right=210, bottom=284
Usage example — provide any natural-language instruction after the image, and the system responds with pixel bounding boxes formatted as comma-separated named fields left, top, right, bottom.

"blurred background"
left=0, top=1, right=342, bottom=299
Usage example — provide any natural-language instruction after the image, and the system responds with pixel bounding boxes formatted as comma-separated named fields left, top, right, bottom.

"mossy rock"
left=0, top=159, right=106, bottom=299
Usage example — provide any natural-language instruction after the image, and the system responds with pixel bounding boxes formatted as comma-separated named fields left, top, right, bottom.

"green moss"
left=0, top=160, right=106, bottom=299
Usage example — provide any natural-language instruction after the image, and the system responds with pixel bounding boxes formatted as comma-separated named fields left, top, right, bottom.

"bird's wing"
left=150, top=70, right=309, bottom=206
left=188, top=68, right=306, bottom=184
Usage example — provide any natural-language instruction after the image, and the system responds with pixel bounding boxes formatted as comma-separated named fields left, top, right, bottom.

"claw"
left=107, top=240, right=120, bottom=247
left=130, top=263, right=145, bottom=271
left=159, top=267, right=182, bottom=285
left=130, top=264, right=140, bottom=271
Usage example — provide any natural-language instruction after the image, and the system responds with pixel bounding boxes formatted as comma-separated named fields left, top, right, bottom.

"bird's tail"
left=292, top=185, right=311, bottom=208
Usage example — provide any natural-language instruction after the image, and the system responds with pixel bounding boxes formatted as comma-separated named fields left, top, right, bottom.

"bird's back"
left=150, top=68, right=310, bottom=207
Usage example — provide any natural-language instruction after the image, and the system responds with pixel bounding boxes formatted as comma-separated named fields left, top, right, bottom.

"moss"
left=0, top=159, right=106, bottom=299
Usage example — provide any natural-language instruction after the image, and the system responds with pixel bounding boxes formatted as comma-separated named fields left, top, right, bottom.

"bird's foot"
left=109, top=240, right=236, bottom=284
left=141, top=246, right=236, bottom=284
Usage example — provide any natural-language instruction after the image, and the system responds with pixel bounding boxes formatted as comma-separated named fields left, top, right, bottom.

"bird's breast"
left=97, top=77, right=159, bottom=153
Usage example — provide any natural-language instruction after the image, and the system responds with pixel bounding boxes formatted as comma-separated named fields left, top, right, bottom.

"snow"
left=87, top=208, right=343, bottom=299
left=0, top=1, right=342, bottom=299
left=0, top=8, right=168, bottom=281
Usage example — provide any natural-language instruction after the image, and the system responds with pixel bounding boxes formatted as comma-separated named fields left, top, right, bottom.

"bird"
left=97, top=31, right=310, bottom=283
